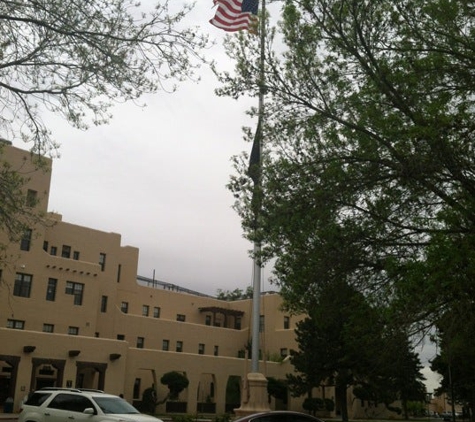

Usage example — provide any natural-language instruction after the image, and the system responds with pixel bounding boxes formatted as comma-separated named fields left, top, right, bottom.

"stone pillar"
left=234, top=373, right=270, bottom=417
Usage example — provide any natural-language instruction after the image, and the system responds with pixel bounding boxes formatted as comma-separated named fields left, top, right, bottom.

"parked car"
left=233, top=411, right=325, bottom=422
left=18, top=387, right=163, bottom=422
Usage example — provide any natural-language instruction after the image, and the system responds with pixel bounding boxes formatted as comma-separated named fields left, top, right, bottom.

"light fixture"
left=23, top=345, right=36, bottom=353
left=109, top=353, right=121, bottom=361
left=68, top=350, right=81, bottom=357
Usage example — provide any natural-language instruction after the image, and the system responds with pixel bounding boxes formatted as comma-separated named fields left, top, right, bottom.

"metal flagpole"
left=250, top=0, right=266, bottom=375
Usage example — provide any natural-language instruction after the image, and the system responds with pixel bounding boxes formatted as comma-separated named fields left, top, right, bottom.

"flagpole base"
left=234, top=372, right=270, bottom=417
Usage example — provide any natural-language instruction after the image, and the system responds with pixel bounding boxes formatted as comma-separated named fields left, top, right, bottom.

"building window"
left=46, top=278, right=57, bottom=301
left=162, top=340, right=169, bottom=351
left=259, top=315, right=265, bottom=332
left=73, top=251, right=80, bottom=260
left=99, top=253, right=106, bottom=271
left=117, top=334, right=125, bottom=340
left=117, top=264, right=121, bottom=282
left=43, top=323, right=54, bottom=333
left=7, top=319, right=25, bottom=329
left=176, top=341, right=183, bottom=352
left=176, top=314, right=186, bottom=322
left=121, top=302, right=129, bottom=313
left=14, top=273, right=32, bottom=298
left=43, top=241, right=48, bottom=251
left=68, top=326, right=79, bottom=335
left=205, top=315, right=211, bottom=326
left=100, top=296, right=108, bottom=313
left=153, top=307, right=160, bottom=318
left=50, top=246, right=57, bottom=256
left=280, top=348, right=288, bottom=358
left=133, top=378, right=141, bottom=399
left=26, top=189, right=38, bottom=207
left=198, top=343, right=205, bottom=355
left=142, top=305, right=149, bottom=317
left=137, top=337, right=145, bottom=349
left=235, top=317, right=242, bottom=330
left=20, top=228, right=32, bottom=251
left=284, top=316, right=290, bottom=329
left=214, top=345, right=219, bottom=356
left=65, top=281, right=84, bottom=305
left=61, top=245, right=71, bottom=258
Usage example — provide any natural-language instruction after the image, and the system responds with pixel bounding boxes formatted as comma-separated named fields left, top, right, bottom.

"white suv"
left=19, top=388, right=163, bottom=422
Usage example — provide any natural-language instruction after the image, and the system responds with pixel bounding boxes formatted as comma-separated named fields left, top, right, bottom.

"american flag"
left=210, top=0, right=258, bottom=32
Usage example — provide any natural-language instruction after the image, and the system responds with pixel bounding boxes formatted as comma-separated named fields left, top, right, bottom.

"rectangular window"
left=133, top=378, right=141, bottom=400
left=65, top=281, right=84, bottom=305
left=205, top=315, right=211, bottom=326
left=68, top=326, right=79, bottom=335
left=43, top=241, right=48, bottom=251
left=43, top=323, right=54, bottom=333
left=14, top=273, right=32, bottom=298
left=176, top=341, right=183, bottom=352
left=162, top=340, right=169, bottom=351
left=235, top=317, right=242, bottom=330
left=73, top=251, right=80, bottom=260
left=198, top=343, right=205, bottom=355
left=176, top=314, right=186, bottom=322
left=153, top=307, right=160, bottom=318
left=99, top=253, right=106, bottom=271
left=214, top=345, right=219, bottom=356
left=117, top=264, right=121, bottom=282
left=100, top=296, right=108, bottom=313
left=20, top=228, right=32, bottom=251
left=61, top=245, right=71, bottom=258
left=26, top=189, right=38, bottom=207
left=142, top=305, right=149, bottom=317
left=7, top=319, right=25, bottom=329
left=121, top=302, right=129, bottom=313
left=259, top=315, right=265, bottom=333
left=50, top=246, right=57, bottom=256
left=46, top=278, right=57, bottom=301
left=137, top=337, right=145, bottom=349
left=280, top=348, right=288, bottom=357
left=284, top=316, right=290, bottom=329
left=117, top=334, right=125, bottom=340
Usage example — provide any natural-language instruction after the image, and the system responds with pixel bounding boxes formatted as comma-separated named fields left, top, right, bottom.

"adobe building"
left=0, top=142, right=308, bottom=415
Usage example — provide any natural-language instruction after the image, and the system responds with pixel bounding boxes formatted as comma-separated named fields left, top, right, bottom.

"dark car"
left=233, top=411, right=325, bottom=422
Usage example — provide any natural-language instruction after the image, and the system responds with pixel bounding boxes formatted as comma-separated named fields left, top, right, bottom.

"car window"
left=92, top=396, right=139, bottom=414
left=48, top=393, right=94, bottom=413
left=25, top=393, right=52, bottom=406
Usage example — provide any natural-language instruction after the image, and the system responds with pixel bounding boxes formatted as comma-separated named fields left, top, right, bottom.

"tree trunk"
left=335, top=383, right=349, bottom=422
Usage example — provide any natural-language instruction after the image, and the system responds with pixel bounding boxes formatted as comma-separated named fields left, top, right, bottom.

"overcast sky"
left=9, top=0, right=442, bottom=390
left=9, top=0, right=273, bottom=298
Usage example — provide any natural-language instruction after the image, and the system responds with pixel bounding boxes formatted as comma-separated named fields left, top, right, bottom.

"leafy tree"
left=267, top=377, right=288, bottom=405
left=160, top=371, right=189, bottom=400
left=288, top=281, right=385, bottom=421
left=431, top=307, right=475, bottom=421
left=1, top=0, right=208, bottom=153
left=220, top=0, right=475, bottom=334
left=0, top=0, right=208, bottom=259
left=216, top=286, right=254, bottom=300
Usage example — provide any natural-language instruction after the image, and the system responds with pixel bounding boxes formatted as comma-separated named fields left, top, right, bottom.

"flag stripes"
left=210, top=0, right=258, bottom=32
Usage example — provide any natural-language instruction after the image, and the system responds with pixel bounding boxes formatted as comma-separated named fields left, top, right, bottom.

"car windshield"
left=92, top=396, right=140, bottom=414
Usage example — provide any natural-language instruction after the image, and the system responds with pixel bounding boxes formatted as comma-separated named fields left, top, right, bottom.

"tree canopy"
left=1, top=0, right=209, bottom=154
left=221, top=0, right=475, bottom=332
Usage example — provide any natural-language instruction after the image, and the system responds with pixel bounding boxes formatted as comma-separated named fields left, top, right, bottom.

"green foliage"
left=1, top=0, right=209, bottom=153
left=160, top=371, right=189, bottom=400
left=216, top=286, right=253, bottom=301
left=220, top=0, right=475, bottom=337
left=267, top=377, right=287, bottom=403
left=171, top=416, right=194, bottom=422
